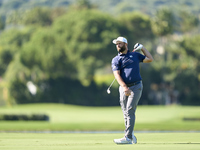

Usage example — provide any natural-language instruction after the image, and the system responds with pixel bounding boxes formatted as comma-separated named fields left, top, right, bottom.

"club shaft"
left=108, top=78, right=116, bottom=89
left=107, top=45, right=135, bottom=93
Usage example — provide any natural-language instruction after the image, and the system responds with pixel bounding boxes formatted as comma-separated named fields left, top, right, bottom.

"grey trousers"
left=119, top=82, right=143, bottom=139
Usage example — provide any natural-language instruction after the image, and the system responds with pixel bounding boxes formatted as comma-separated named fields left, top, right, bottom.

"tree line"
left=0, top=1, right=200, bottom=106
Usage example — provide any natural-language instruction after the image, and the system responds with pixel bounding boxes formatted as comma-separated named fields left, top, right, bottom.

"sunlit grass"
left=0, top=104, right=200, bottom=131
left=0, top=132, right=200, bottom=150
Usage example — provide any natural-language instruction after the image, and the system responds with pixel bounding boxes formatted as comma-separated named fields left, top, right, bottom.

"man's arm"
left=113, top=70, right=131, bottom=96
left=141, top=46, right=154, bottom=63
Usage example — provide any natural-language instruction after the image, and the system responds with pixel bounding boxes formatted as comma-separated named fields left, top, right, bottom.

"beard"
left=119, top=44, right=126, bottom=53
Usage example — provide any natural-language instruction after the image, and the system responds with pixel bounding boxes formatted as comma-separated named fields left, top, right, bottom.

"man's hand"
left=123, top=86, right=131, bottom=96
left=133, top=43, right=154, bottom=63
left=133, top=43, right=143, bottom=51
left=113, top=70, right=132, bottom=96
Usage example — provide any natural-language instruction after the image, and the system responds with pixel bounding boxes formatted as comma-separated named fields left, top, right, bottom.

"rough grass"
left=0, top=104, right=200, bottom=131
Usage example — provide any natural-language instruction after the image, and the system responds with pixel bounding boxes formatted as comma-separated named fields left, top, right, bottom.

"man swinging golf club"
left=111, top=36, right=153, bottom=144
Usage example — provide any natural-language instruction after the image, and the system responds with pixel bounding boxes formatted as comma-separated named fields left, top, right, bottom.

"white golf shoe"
left=113, top=137, right=132, bottom=144
left=132, top=135, right=137, bottom=144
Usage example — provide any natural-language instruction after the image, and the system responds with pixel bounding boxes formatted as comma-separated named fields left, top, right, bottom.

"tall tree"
left=0, top=28, right=33, bottom=76
left=176, top=9, right=199, bottom=33
left=117, top=12, right=154, bottom=47
left=52, top=9, right=120, bottom=85
left=22, top=7, right=52, bottom=26
left=151, top=7, right=174, bottom=36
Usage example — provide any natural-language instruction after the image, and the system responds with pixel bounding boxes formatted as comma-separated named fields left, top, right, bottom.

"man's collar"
left=118, top=50, right=130, bottom=56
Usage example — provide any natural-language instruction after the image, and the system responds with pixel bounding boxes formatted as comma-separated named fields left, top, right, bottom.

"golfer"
left=111, top=37, right=153, bottom=144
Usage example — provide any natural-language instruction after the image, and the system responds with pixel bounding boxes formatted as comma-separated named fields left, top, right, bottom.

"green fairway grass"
left=0, top=104, right=200, bottom=131
left=0, top=132, right=200, bottom=150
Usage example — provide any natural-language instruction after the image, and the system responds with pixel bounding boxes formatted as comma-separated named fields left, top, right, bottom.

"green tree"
left=21, top=7, right=53, bottom=26
left=73, top=0, right=96, bottom=9
left=0, top=16, right=5, bottom=30
left=52, top=9, right=120, bottom=85
left=175, top=35, right=200, bottom=105
left=148, top=34, right=200, bottom=105
left=20, top=28, right=71, bottom=80
left=176, top=9, right=199, bottom=33
left=6, top=7, right=66, bottom=26
left=151, top=7, right=174, bottom=36
left=114, top=2, right=134, bottom=14
left=117, top=12, right=154, bottom=47
left=0, top=28, right=33, bottom=76
left=1, top=6, right=122, bottom=105
left=3, top=56, right=34, bottom=104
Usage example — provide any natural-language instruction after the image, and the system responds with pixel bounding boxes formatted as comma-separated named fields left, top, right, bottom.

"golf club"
left=107, top=78, right=115, bottom=94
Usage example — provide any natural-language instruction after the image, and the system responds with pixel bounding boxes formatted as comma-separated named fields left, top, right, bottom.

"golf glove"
left=134, top=43, right=143, bottom=51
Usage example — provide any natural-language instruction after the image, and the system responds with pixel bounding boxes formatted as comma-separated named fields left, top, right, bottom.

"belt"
left=126, top=81, right=141, bottom=87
